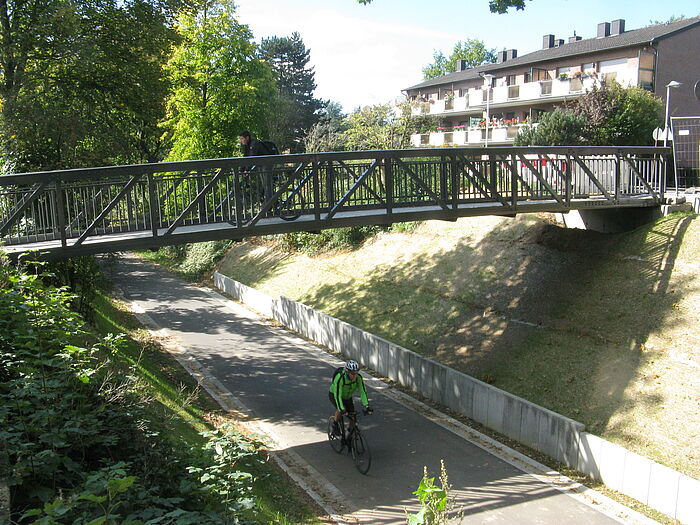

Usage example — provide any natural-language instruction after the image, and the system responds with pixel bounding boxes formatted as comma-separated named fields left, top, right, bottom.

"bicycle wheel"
left=277, top=187, right=304, bottom=221
left=351, top=430, right=371, bottom=474
left=327, top=417, right=344, bottom=453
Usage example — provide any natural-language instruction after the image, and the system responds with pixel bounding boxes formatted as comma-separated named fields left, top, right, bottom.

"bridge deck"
left=2, top=195, right=658, bottom=258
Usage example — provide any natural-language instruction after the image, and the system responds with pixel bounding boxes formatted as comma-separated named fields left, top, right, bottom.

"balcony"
left=416, top=76, right=604, bottom=117
left=410, top=123, right=528, bottom=147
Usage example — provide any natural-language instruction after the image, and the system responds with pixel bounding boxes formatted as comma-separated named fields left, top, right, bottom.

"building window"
left=582, top=62, right=597, bottom=74
left=524, top=72, right=531, bottom=83
left=599, top=57, right=627, bottom=83
left=638, top=50, right=655, bottom=90
left=531, top=68, right=549, bottom=81
left=557, top=66, right=571, bottom=79
left=506, top=74, right=517, bottom=86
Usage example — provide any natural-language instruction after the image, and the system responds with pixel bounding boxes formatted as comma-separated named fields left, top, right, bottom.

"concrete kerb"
left=213, top=271, right=698, bottom=524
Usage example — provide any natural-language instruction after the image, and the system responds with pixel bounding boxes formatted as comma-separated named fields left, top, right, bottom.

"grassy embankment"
left=90, top=285, right=324, bottom=524
left=214, top=213, right=700, bottom=482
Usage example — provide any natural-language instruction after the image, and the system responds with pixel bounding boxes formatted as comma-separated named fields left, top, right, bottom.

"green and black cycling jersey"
left=329, top=368, right=369, bottom=412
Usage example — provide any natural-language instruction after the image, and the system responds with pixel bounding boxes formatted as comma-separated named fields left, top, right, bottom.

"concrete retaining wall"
left=213, top=271, right=699, bottom=524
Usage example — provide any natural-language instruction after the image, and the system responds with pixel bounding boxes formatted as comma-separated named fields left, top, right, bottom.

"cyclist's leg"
left=345, top=398, right=357, bottom=431
left=328, top=393, right=342, bottom=434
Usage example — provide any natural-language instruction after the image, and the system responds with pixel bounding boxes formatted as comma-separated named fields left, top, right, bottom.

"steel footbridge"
left=0, top=146, right=669, bottom=259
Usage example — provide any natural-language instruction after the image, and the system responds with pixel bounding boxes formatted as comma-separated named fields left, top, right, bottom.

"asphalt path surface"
left=108, top=254, right=644, bottom=524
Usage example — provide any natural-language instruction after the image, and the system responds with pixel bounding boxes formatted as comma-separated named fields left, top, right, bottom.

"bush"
left=276, top=225, right=385, bottom=254
left=514, top=109, right=586, bottom=146
left=144, top=240, right=233, bottom=280
left=0, top=256, right=260, bottom=523
left=515, top=83, right=662, bottom=147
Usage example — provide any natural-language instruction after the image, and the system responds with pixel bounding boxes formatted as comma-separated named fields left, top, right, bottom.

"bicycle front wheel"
left=327, top=417, right=344, bottom=453
left=351, top=430, right=371, bottom=474
left=277, top=188, right=304, bottom=221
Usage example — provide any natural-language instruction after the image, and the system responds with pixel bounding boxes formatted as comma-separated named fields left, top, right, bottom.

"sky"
left=235, top=0, right=700, bottom=112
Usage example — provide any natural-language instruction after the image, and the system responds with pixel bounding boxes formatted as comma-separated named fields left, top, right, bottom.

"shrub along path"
left=109, top=253, right=642, bottom=524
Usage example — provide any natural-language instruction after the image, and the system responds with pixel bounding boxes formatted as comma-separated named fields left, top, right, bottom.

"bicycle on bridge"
left=239, top=166, right=306, bottom=222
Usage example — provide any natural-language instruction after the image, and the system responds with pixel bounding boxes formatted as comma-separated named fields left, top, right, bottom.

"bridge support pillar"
left=556, top=207, right=662, bottom=233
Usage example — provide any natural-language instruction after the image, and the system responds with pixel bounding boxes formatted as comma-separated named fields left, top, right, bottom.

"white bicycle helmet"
left=345, top=360, right=360, bottom=372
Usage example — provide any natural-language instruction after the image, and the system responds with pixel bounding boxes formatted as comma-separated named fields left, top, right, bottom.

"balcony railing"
left=415, top=76, right=608, bottom=117
left=411, top=123, right=530, bottom=147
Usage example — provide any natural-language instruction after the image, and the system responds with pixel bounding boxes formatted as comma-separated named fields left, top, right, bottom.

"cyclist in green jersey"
left=329, top=360, right=372, bottom=437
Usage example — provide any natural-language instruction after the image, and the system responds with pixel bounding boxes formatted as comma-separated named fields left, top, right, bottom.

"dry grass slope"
left=217, top=213, right=700, bottom=479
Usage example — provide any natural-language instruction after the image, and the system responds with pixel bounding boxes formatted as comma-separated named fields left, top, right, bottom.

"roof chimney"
left=506, top=49, right=518, bottom=60
left=569, top=35, right=582, bottom=43
left=597, top=22, right=611, bottom=38
left=456, top=60, right=469, bottom=72
left=555, top=39, right=565, bottom=47
left=543, top=34, right=555, bottom=49
left=497, top=50, right=507, bottom=63
left=611, top=19, right=625, bottom=35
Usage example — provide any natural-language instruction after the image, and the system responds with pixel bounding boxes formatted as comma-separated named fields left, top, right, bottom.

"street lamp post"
left=663, top=80, right=681, bottom=147
left=482, top=73, right=494, bottom=147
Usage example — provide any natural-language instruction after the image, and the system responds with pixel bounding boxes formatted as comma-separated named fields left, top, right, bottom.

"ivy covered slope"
left=0, top=255, right=319, bottom=524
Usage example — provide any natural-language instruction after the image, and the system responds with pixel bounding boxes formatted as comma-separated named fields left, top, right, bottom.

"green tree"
left=513, top=109, right=586, bottom=146
left=570, top=82, right=662, bottom=146
left=163, top=0, right=276, bottom=161
left=342, top=104, right=398, bottom=151
left=514, top=83, right=662, bottom=146
left=0, top=0, right=183, bottom=171
left=356, top=0, right=532, bottom=13
left=423, top=39, right=496, bottom=80
left=258, top=32, right=323, bottom=152
left=304, top=101, right=347, bottom=152
left=340, top=101, right=434, bottom=151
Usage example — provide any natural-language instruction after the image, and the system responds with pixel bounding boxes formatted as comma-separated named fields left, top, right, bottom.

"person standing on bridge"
left=239, top=130, right=276, bottom=206
left=329, top=360, right=372, bottom=438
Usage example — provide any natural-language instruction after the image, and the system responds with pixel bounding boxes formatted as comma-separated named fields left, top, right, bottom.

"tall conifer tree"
left=258, top=32, right=323, bottom=152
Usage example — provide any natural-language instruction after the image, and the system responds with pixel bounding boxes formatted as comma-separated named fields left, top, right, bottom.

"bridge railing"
left=0, top=146, right=668, bottom=251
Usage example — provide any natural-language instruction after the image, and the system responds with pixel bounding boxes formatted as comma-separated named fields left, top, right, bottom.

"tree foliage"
left=570, top=83, right=662, bottom=146
left=0, top=255, right=262, bottom=522
left=304, top=101, right=347, bottom=153
left=164, top=0, right=277, bottom=161
left=514, top=83, right=662, bottom=146
left=513, top=109, right=587, bottom=146
left=258, top=32, right=324, bottom=152
left=423, top=39, right=496, bottom=80
left=356, top=0, right=532, bottom=13
left=0, top=0, right=183, bottom=170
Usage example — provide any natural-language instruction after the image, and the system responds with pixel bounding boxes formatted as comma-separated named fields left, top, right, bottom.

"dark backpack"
left=260, top=140, right=280, bottom=156
left=331, top=366, right=344, bottom=382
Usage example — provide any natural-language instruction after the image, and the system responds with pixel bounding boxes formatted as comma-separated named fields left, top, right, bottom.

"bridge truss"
left=0, top=146, right=668, bottom=258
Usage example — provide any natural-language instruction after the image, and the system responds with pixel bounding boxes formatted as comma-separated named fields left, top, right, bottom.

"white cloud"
left=236, top=1, right=459, bottom=111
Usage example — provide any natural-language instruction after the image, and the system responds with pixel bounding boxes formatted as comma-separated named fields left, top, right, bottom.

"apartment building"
left=405, top=17, right=700, bottom=147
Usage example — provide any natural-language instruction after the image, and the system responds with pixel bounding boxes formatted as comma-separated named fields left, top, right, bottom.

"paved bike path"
left=109, top=255, right=644, bottom=524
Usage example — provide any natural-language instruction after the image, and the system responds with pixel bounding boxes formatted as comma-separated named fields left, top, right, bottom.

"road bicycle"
left=327, top=409, right=372, bottom=474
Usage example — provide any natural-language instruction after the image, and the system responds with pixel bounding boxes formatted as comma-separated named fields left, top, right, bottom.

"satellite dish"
left=695, top=80, right=700, bottom=101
